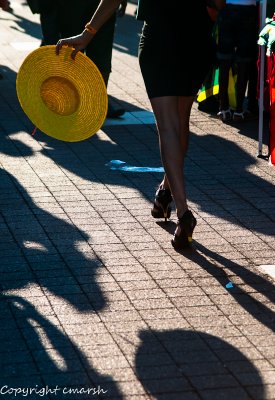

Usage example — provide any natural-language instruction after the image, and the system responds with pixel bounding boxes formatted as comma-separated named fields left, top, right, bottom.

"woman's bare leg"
left=218, top=60, right=231, bottom=111
left=150, top=96, right=194, bottom=222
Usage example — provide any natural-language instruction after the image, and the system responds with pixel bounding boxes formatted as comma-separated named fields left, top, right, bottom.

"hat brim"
left=16, top=45, right=108, bottom=142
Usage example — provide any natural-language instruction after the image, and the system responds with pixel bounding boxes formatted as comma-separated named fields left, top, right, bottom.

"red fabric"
left=257, top=53, right=275, bottom=165
left=269, top=54, right=275, bottom=165
left=257, top=51, right=271, bottom=111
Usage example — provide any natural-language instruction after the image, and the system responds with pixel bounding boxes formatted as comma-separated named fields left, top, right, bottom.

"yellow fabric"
left=197, top=67, right=236, bottom=109
left=197, top=84, right=219, bottom=102
left=16, top=46, right=107, bottom=142
left=228, top=67, right=237, bottom=110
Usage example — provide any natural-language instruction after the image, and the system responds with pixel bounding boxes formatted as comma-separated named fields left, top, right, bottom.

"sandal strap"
left=233, top=111, right=245, bottom=119
left=177, top=210, right=196, bottom=231
left=217, top=109, right=231, bottom=117
left=156, top=188, right=172, bottom=203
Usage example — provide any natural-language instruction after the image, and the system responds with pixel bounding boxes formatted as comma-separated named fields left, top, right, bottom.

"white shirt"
left=226, top=0, right=256, bottom=5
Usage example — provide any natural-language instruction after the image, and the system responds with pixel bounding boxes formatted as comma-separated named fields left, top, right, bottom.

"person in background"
left=26, top=0, right=60, bottom=45
left=26, top=0, right=127, bottom=118
left=245, top=0, right=260, bottom=115
left=56, top=0, right=225, bottom=249
left=0, top=0, right=12, bottom=79
left=58, top=0, right=127, bottom=118
left=40, top=1, right=60, bottom=46
left=216, top=0, right=258, bottom=122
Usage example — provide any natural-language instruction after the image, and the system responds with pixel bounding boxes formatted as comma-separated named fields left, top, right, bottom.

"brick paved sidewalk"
left=0, top=1, right=275, bottom=400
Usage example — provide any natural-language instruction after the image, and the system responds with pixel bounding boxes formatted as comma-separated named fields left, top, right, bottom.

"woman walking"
left=56, top=0, right=224, bottom=249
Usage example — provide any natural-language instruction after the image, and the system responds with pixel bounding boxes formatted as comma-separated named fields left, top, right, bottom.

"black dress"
left=138, top=0, right=214, bottom=98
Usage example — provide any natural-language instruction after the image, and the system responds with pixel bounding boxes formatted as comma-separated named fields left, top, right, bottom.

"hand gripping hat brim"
left=16, top=45, right=108, bottom=142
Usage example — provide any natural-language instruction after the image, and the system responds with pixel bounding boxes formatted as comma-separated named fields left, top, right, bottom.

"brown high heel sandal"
left=171, top=209, right=197, bottom=249
left=151, top=188, right=173, bottom=222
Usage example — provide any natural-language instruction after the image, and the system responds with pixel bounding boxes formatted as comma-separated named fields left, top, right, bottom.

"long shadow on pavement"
left=136, top=329, right=265, bottom=400
left=0, top=168, right=106, bottom=312
left=187, top=132, right=275, bottom=228
left=174, top=242, right=275, bottom=338
left=0, top=295, right=123, bottom=399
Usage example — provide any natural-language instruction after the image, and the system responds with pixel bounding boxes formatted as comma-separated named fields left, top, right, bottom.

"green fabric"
left=197, top=67, right=219, bottom=102
left=258, top=19, right=275, bottom=50
left=198, top=67, right=237, bottom=109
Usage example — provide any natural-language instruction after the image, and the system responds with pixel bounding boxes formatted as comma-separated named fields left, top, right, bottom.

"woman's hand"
left=56, top=31, right=93, bottom=59
left=55, top=0, right=123, bottom=59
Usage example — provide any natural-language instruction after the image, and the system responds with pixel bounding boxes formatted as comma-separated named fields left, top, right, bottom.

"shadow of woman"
left=176, top=242, right=275, bottom=337
left=136, top=329, right=265, bottom=400
left=0, top=167, right=106, bottom=312
left=187, top=132, right=275, bottom=228
left=0, top=295, right=123, bottom=399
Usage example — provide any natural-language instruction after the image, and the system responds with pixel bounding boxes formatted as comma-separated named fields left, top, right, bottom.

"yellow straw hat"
left=16, top=45, right=108, bottom=142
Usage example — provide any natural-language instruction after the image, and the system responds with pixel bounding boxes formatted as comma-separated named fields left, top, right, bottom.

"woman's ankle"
left=176, top=206, right=188, bottom=219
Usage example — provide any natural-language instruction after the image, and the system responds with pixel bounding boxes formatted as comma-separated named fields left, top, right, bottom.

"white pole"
left=258, top=0, right=267, bottom=157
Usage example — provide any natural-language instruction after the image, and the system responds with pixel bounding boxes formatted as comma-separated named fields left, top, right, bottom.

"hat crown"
left=40, top=76, right=80, bottom=116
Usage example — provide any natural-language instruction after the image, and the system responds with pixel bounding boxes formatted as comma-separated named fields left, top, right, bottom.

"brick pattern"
left=0, top=1, right=275, bottom=399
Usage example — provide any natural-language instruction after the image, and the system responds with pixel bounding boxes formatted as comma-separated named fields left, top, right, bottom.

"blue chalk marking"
left=106, top=160, right=126, bottom=167
left=226, top=282, right=234, bottom=289
left=106, top=160, right=164, bottom=173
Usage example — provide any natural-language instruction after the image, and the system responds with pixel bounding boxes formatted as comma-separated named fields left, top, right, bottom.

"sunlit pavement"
left=0, top=1, right=275, bottom=399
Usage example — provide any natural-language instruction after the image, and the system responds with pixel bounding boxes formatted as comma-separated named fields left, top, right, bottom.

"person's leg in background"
left=217, top=59, right=232, bottom=120
left=247, top=55, right=259, bottom=114
left=232, top=5, right=258, bottom=121
left=25, top=0, right=59, bottom=45
left=85, top=12, right=125, bottom=118
left=39, top=0, right=60, bottom=45
left=246, top=10, right=259, bottom=115
left=234, top=60, right=250, bottom=115
left=216, top=6, right=234, bottom=122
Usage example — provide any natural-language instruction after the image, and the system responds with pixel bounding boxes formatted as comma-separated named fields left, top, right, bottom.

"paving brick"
left=199, top=387, right=251, bottom=400
left=1, top=1, right=275, bottom=398
left=248, top=384, right=275, bottom=399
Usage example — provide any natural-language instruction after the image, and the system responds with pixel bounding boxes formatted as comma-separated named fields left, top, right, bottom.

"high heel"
left=151, top=188, right=172, bottom=222
left=171, top=209, right=197, bottom=249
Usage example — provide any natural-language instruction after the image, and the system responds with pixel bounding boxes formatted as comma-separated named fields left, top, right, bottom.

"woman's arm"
left=84, top=0, right=122, bottom=32
left=56, top=0, right=122, bottom=58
